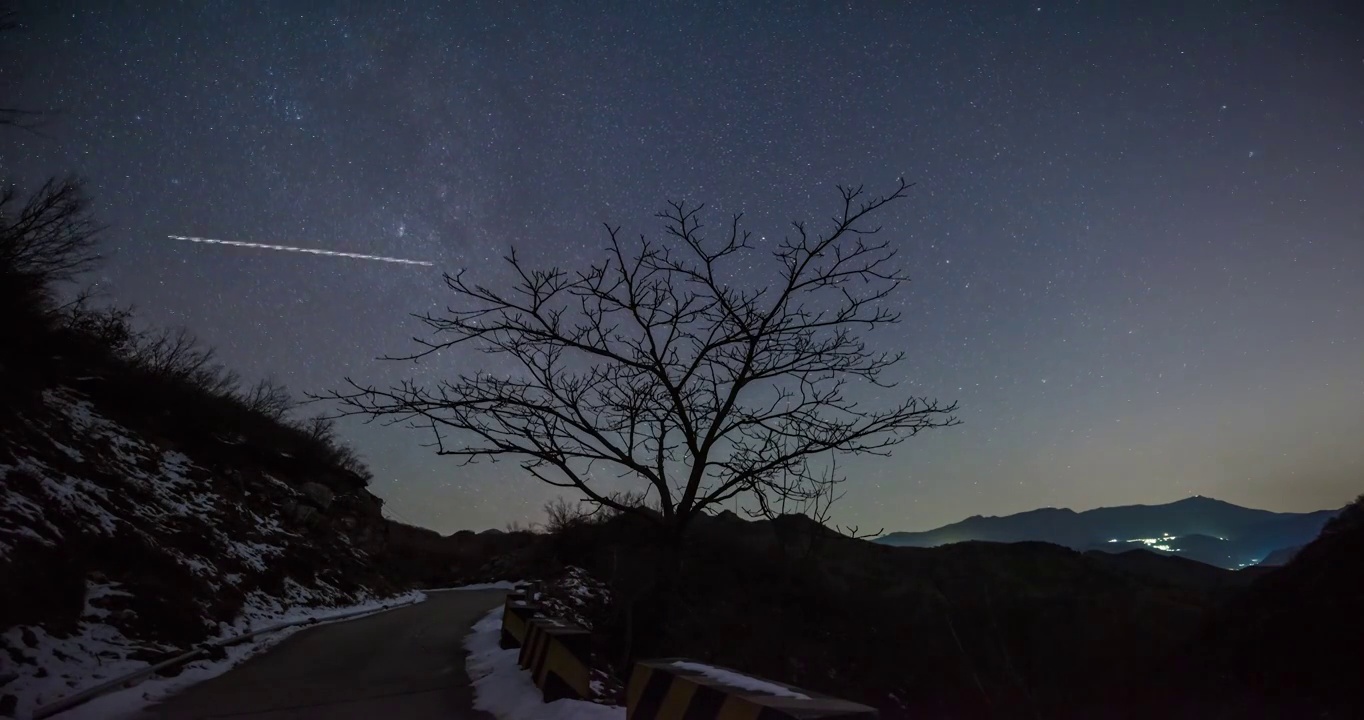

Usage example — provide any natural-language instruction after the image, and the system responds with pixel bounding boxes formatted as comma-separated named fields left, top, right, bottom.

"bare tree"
left=1, top=12, right=91, bottom=306
left=0, top=104, right=42, bottom=133
left=59, top=288, right=137, bottom=354
left=325, top=179, right=959, bottom=539
left=0, top=178, right=102, bottom=284
left=0, top=9, right=50, bottom=134
left=544, top=489, right=653, bottom=534
left=131, top=327, right=240, bottom=395
left=747, top=455, right=881, bottom=539
left=239, top=376, right=295, bottom=420
left=298, top=414, right=338, bottom=444
left=544, top=496, right=596, bottom=534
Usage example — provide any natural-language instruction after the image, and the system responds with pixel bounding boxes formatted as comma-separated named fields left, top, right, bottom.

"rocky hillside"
left=0, top=170, right=544, bottom=716
left=0, top=374, right=411, bottom=716
left=0, top=258, right=426, bottom=718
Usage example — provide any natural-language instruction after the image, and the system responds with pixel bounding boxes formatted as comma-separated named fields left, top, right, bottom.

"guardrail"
left=498, top=585, right=593, bottom=702
left=518, top=617, right=593, bottom=701
left=497, top=596, right=878, bottom=718
left=500, top=592, right=539, bottom=649
left=626, top=658, right=877, bottom=720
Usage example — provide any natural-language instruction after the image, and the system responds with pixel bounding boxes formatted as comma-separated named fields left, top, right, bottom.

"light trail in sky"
left=166, top=235, right=433, bottom=267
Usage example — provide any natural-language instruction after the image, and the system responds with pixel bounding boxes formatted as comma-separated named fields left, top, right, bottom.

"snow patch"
left=82, top=581, right=133, bottom=620
left=0, top=484, right=64, bottom=551
left=1, top=388, right=405, bottom=718
left=465, top=607, right=623, bottom=720
left=670, top=661, right=811, bottom=700
left=426, top=580, right=522, bottom=592
left=11, top=591, right=426, bottom=720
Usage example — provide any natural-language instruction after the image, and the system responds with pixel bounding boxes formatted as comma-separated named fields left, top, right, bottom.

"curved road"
left=139, top=589, right=507, bottom=720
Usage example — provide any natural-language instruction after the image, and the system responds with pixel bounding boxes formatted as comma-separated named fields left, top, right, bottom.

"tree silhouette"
left=0, top=8, right=89, bottom=301
left=0, top=8, right=49, bottom=135
left=325, top=179, right=959, bottom=537
left=0, top=179, right=101, bottom=285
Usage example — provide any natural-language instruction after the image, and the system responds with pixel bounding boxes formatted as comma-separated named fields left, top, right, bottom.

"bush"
left=544, top=497, right=597, bottom=534
left=0, top=178, right=102, bottom=347
left=0, top=177, right=374, bottom=488
left=544, top=491, right=657, bottom=535
left=0, top=178, right=101, bottom=289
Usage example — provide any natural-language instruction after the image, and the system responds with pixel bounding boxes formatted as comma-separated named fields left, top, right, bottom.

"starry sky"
left=3, top=1, right=1361, bottom=534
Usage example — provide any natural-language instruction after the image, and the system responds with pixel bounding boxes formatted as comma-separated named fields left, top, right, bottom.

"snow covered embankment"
left=0, top=388, right=404, bottom=718
left=18, top=592, right=425, bottom=720
left=464, top=608, right=623, bottom=720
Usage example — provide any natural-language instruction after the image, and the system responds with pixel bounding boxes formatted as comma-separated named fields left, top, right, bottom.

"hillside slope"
left=540, top=511, right=1261, bottom=719
left=1176, top=494, right=1364, bottom=717
left=0, top=380, right=408, bottom=716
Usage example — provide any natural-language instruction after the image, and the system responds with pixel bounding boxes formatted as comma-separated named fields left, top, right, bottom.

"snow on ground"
left=425, top=581, right=522, bottom=592
left=25, top=591, right=427, bottom=720
left=1, top=387, right=410, bottom=718
left=465, top=608, right=624, bottom=720
left=536, top=567, right=611, bottom=632
left=558, top=568, right=601, bottom=603
left=670, top=661, right=811, bottom=700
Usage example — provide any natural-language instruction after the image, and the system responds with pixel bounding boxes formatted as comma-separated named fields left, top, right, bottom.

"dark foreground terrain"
left=516, top=495, right=1364, bottom=720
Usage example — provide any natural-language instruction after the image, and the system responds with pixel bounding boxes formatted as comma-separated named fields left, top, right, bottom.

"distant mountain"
left=874, top=496, right=1340, bottom=570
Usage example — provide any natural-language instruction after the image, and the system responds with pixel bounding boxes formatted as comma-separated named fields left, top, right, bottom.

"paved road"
left=139, top=589, right=507, bottom=720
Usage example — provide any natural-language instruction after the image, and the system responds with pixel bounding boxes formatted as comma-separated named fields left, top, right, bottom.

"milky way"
left=2, top=1, right=1361, bottom=532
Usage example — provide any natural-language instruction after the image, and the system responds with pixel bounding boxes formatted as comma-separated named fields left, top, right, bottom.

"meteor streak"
left=166, top=235, right=433, bottom=266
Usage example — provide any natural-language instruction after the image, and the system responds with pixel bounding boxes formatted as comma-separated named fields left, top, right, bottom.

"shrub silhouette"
left=0, top=176, right=372, bottom=488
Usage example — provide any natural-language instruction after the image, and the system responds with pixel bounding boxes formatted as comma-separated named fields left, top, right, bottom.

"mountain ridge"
left=875, top=495, right=1341, bottom=569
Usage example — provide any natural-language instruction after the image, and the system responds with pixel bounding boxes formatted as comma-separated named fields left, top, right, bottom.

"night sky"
left=3, top=1, right=1361, bottom=534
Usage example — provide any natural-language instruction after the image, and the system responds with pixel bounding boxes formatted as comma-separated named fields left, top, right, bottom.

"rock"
left=299, top=482, right=334, bottom=510
left=283, top=500, right=319, bottom=524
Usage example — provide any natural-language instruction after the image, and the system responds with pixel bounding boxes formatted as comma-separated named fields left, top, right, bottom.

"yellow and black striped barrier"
left=626, top=658, right=878, bottom=720
left=500, top=596, right=541, bottom=650
left=517, top=616, right=594, bottom=702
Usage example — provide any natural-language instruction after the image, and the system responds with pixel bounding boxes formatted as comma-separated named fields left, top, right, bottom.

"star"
left=1, top=1, right=1357, bottom=532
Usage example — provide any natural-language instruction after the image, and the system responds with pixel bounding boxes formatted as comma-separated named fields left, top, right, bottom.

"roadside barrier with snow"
left=500, top=596, right=539, bottom=650
left=626, top=658, right=879, bottom=720
left=466, top=607, right=623, bottom=720
left=493, top=584, right=595, bottom=702
left=517, top=617, right=594, bottom=702
left=478, top=587, right=878, bottom=720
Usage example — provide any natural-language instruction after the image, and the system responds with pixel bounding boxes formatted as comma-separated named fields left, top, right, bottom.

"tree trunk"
left=624, top=520, right=686, bottom=665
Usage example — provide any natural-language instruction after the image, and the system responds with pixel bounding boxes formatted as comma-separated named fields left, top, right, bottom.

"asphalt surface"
left=138, top=589, right=507, bottom=720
